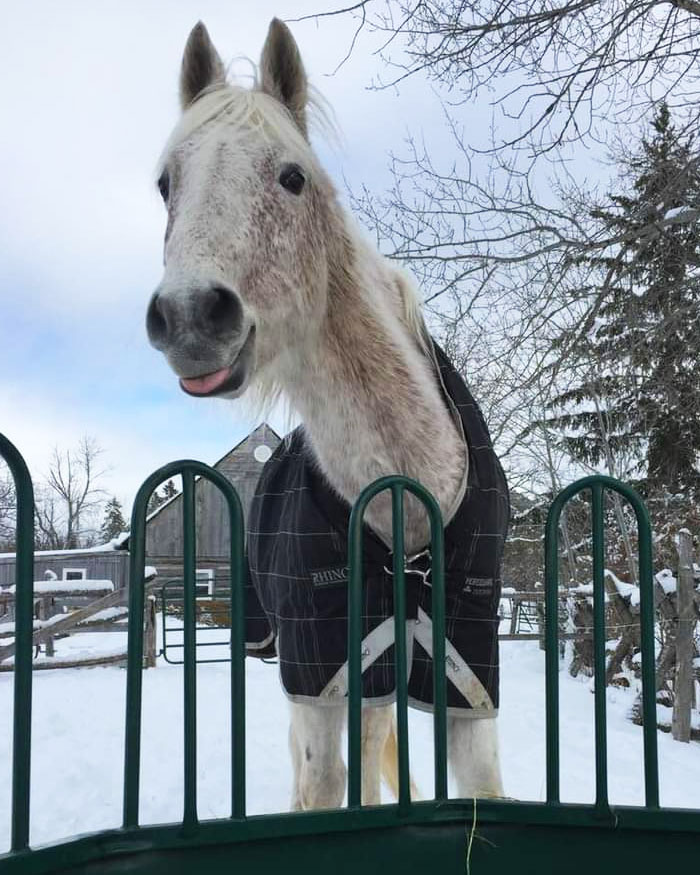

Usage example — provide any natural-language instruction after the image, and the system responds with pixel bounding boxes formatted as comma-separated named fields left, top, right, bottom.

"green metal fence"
left=1, top=431, right=699, bottom=875
left=158, top=582, right=234, bottom=665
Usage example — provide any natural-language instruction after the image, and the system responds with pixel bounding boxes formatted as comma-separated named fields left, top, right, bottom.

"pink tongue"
left=180, top=367, right=231, bottom=395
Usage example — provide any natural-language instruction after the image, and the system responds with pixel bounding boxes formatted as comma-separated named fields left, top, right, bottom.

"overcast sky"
left=0, top=1, right=460, bottom=512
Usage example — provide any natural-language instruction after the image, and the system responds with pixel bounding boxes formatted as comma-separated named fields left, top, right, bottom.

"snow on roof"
left=0, top=541, right=128, bottom=560
left=8, top=580, right=114, bottom=595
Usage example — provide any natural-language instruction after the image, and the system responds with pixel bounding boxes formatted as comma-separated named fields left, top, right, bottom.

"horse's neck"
left=282, top=242, right=466, bottom=549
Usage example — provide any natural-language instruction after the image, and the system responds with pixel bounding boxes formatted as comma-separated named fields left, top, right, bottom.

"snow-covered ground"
left=1, top=618, right=698, bottom=853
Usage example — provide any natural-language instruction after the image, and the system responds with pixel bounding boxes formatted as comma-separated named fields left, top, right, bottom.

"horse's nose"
left=146, top=291, right=173, bottom=349
left=199, top=285, right=244, bottom=336
left=146, top=284, right=244, bottom=350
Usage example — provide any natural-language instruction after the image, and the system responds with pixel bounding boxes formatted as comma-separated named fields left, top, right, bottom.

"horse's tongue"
left=180, top=367, right=231, bottom=395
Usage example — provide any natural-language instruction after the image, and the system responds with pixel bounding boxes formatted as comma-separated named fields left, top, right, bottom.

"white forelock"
left=156, top=84, right=310, bottom=179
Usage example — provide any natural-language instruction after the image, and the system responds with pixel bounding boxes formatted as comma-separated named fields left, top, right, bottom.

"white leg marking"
left=288, top=721, right=303, bottom=811
left=289, top=702, right=346, bottom=810
left=361, top=705, right=393, bottom=805
left=448, top=716, right=504, bottom=799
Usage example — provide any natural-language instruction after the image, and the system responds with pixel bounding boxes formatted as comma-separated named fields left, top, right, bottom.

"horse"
left=147, top=18, right=506, bottom=809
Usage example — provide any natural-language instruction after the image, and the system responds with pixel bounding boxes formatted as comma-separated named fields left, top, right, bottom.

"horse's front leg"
left=448, top=716, right=504, bottom=798
left=289, top=702, right=346, bottom=810
left=360, top=704, right=394, bottom=805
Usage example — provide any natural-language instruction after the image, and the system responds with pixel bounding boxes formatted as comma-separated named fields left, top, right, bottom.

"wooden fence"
left=0, top=573, right=158, bottom=670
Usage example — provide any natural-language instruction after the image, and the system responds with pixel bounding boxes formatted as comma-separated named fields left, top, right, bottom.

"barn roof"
left=119, top=422, right=282, bottom=547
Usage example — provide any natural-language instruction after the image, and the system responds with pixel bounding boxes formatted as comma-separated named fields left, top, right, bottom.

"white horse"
left=147, top=18, right=504, bottom=809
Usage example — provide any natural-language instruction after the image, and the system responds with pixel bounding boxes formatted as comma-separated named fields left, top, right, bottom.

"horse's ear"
left=259, top=19, right=308, bottom=139
left=180, top=22, right=226, bottom=110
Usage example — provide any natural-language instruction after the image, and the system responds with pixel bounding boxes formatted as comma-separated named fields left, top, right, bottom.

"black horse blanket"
left=244, top=340, right=509, bottom=717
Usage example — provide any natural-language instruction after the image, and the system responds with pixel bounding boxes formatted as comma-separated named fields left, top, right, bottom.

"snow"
left=81, top=606, right=128, bottom=624
left=0, top=614, right=66, bottom=636
left=8, top=580, right=114, bottom=595
left=655, top=569, right=677, bottom=595
left=663, top=205, right=696, bottom=221
left=0, top=622, right=698, bottom=852
left=604, top=569, right=641, bottom=607
left=656, top=704, right=700, bottom=732
left=0, top=543, right=125, bottom=560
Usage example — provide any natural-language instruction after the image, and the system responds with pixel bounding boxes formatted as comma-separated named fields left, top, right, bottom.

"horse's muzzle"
left=146, top=281, right=255, bottom=397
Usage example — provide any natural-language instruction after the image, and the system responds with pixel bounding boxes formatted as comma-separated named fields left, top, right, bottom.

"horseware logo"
left=311, top=565, right=349, bottom=586
left=462, top=577, right=494, bottom=596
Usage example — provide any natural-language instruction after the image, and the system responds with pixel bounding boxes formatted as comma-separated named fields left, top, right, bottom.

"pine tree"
left=548, top=104, right=700, bottom=496
left=147, top=480, right=179, bottom=516
left=147, top=490, right=165, bottom=515
left=162, top=480, right=178, bottom=500
left=100, top=496, right=127, bottom=543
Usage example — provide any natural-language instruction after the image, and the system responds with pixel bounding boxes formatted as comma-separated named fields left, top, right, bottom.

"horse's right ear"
left=180, top=22, right=226, bottom=110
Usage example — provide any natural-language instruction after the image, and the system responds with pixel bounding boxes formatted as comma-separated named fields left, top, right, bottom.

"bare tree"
left=0, top=463, right=16, bottom=549
left=34, top=437, right=108, bottom=550
left=298, top=1, right=700, bottom=329
left=298, top=1, right=700, bottom=157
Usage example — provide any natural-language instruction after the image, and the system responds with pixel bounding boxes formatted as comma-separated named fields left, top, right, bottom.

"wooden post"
left=144, top=594, right=157, bottom=669
left=509, top=596, right=518, bottom=636
left=37, top=597, right=55, bottom=657
left=672, top=529, right=694, bottom=742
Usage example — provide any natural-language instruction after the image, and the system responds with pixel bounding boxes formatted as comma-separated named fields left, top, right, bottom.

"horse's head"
left=147, top=20, right=335, bottom=399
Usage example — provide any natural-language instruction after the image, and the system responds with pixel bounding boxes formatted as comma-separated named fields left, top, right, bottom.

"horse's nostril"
left=146, top=292, right=169, bottom=347
left=204, top=285, right=243, bottom=334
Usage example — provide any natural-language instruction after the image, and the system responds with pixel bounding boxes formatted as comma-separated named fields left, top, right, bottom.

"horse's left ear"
left=259, top=19, right=308, bottom=139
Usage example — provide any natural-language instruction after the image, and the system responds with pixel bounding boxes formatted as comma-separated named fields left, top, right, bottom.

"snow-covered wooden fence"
left=0, top=571, right=158, bottom=670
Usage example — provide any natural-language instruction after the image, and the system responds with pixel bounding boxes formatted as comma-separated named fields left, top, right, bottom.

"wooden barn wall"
left=0, top=552, right=129, bottom=589
left=145, top=427, right=281, bottom=561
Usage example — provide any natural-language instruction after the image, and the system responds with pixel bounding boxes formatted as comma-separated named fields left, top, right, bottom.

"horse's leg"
left=448, top=716, right=504, bottom=798
left=288, top=721, right=303, bottom=811
left=361, top=704, right=393, bottom=805
left=289, top=702, right=346, bottom=810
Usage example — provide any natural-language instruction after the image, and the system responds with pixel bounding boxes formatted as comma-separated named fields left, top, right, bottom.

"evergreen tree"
left=549, top=104, right=700, bottom=496
left=147, top=480, right=179, bottom=516
left=162, top=479, right=178, bottom=500
left=147, top=490, right=166, bottom=516
left=100, top=496, right=127, bottom=543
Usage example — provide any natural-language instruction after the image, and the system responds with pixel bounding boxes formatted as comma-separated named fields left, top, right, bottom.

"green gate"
left=158, top=581, right=235, bottom=665
left=0, top=432, right=698, bottom=874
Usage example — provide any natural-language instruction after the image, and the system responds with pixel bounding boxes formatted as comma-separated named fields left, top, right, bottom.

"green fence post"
left=590, top=482, right=609, bottom=816
left=348, top=476, right=446, bottom=808
left=124, top=460, right=246, bottom=830
left=545, top=475, right=659, bottom=810
left=0, top=434, right=35, bottom=852
left=182, top=470, right=198, bottom=831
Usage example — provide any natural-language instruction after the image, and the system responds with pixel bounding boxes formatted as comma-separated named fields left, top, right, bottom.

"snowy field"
left=1, top=618, right=699, bottom=852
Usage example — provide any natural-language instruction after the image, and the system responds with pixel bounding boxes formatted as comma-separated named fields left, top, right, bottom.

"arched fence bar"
left=0, top=433, right=698, bottom=874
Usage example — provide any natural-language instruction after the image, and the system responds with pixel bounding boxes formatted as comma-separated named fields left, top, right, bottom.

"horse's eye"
left=158, top=169, right=170, bottom=203
left=279, top=163, right=305, bottom=195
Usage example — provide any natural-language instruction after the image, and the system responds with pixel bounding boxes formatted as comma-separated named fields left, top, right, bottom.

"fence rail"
left=1, top=431, right=699, bottom=874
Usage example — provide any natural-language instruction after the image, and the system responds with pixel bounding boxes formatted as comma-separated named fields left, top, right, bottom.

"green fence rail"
left=544, top=476, right=659, bottom=817
left=1, top=431, right=699, bottom=875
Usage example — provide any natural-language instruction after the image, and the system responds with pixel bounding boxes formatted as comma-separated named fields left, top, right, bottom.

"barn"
left=0, top=543, right=129, bottom=591
left=0, top=423, right=281, bottom=597
left=139, top=422, right=281, bottom=594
